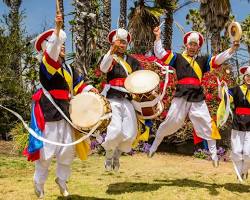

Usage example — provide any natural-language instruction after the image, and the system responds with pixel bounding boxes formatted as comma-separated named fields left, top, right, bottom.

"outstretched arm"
left=45, top=13, right=66, bottom=62
left=153, top=26, right=168, bottom=59
left=214, top=41, right=239, bottom=65
left=100, top=40, right=122, bottom=73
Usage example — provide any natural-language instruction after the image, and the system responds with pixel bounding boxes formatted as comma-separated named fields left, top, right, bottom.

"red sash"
left=178, top=77, right=201, bottom=86
left=235, top=107, right=250, bottom=115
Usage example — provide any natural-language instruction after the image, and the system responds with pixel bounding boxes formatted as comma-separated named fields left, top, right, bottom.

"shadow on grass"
left=223, top=183, right=250, bottom=193
left=155, top=178, right=250, bottom=195
left=57, top=195, right=114, bottom=200
left=106, top=178, right=250, bottom=195
left=106, top=182, right=165, bottom=194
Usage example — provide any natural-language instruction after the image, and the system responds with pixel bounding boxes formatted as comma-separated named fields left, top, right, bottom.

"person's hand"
left=229, top=41, right=240, bottom=54
left=90, top=88, right=99, bottom=94
left=55, top=14, right=63, bottom=29
left=110, top=40, right=121, bottom=55
left=55, top=14, right=63, bottom=37
left=153, top=26, right=161, bottom=41
left=231, top=41, right=240, bottom=51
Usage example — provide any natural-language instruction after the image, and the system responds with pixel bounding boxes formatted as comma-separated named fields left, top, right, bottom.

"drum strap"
left=0, top=104, right=104, bottom=147
left=41, top=85, right=111, bottom=133
left=0, top=103, right=111, bottom=147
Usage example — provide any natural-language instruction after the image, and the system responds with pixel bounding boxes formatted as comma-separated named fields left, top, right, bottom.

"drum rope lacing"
left=131, top=62, right=173, bottom=113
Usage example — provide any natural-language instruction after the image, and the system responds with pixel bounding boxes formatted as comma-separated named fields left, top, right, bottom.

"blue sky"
left=0, top=0, right=249, bottom=61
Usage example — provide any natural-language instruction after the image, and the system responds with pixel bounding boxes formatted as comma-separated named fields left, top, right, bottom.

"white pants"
left=231, top=129, right=250, bottom=175
left=34, top=120, right=75, bottom=184
left=151, top=97, right=218, bottom=160
left=102, top=98, right=137, bottom=153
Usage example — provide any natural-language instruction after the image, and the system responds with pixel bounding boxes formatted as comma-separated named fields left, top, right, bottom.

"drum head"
left=70, top=92, right=104, bottom=129
left=228, top=21, right=242, bottom=42
left=125, top=70, right=160, bottom=94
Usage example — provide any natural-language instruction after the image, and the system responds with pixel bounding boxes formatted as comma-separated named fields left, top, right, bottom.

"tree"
left=241, top=15, right=250, bottom=57
left=128, top=0, right=160, bottom=53
left=101, top=0, right=111, bottom=52
left=200, top=0, right=231, bottom=54
left=119, top=0, right=127, bottom=28
left=2, top=0, right=22, bottom=76
left=155, top=0, right=177, bottom=50
left=73, top=0, right=99, bottom=75
left=0, top=5, right=34, bottom=139
left=186, top=9, right=206, bottom=34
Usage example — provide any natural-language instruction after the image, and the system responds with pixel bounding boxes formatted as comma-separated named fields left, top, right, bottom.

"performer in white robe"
left=148, top=26, right=239, bottom=167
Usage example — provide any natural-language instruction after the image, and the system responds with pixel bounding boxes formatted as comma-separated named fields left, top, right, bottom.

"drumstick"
left=159, top=9, right=167, bottom=28
left=56, top=0, right=61, bottom=15
left=159, top=21, right=164, bottom=28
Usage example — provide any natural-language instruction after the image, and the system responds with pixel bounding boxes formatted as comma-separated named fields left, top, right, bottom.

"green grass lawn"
left=0, top=152, right=249, bottom=200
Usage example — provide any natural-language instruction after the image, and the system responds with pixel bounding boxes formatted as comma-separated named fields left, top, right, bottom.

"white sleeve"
left=100, top=50, right=113, bottom=73
left=214, top=48, right=234, bottom=65
left=154, top=40, right=167, bottom=59
left=45, top=30, right=67, bottom=61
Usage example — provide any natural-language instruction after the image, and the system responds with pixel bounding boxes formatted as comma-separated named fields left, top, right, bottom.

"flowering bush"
left=193, top=146, right=229, bottom=162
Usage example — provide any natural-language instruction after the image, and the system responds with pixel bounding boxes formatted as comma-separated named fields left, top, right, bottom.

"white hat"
left=34, top=29, right=66, bottom=53
left=108, top=28, right=131, bottom=43
left=183, top=31, right=204, bottom=47
left=239, top=66, right=250, bottom=76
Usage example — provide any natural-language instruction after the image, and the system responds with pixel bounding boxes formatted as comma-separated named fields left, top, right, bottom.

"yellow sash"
left=240, top=84, right=250, bottom=104
left=182, top=53, right=202, bottom=81
left=132, top=119, right=150, bottom=148
left=74, top=130, right=91, bottom=160
left=217, top=88, right=226, bottom=127
left=113, top=55, right=132, bottom=74
left=211, top=120, right=221, bottom=140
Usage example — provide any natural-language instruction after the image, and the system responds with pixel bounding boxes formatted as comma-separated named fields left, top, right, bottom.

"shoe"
left=147, top=149, right=156, bottom=158
left=212, top=160, right=219, bottom=168
left=55, top=178, right=69, bottom=197
left=34, top=182, right=44, bottom=199
left=113, top=159, right=120, bottom=172
left=105, top=158, right=113, bottom=172
left=242, top=172, right=248, bottom=180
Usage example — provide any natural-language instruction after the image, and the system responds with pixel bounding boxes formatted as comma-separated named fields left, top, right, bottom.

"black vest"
left=39, top=63, right=80, bottom=122
left=172, top=53, right=210, bottom=102
left=106, top=55, right=141, bottom=98
left=230, top=85, right=250, bottom=131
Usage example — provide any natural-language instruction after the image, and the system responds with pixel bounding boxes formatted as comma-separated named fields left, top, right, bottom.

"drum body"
left=125, top=70, right=164, bottom=119
left=70, top=92, right=111, bottom=131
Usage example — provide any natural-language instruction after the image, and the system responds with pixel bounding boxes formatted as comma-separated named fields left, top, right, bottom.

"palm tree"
left=128, top=0, right=160, bottom=53
left=200, top=0, right=231, bottom=54
left=186, top=9, right=208, bottom=53
left=119, top=0, right=127, bottom=28
left=241, top=15, right=250, bottom=57
left=155, top=0, right=177, bottom=50
left=186, top=9, right=206, bottom=34
left=74, top=0, right=98, bottom=75
left=101, top=0, right=111, bottom=52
